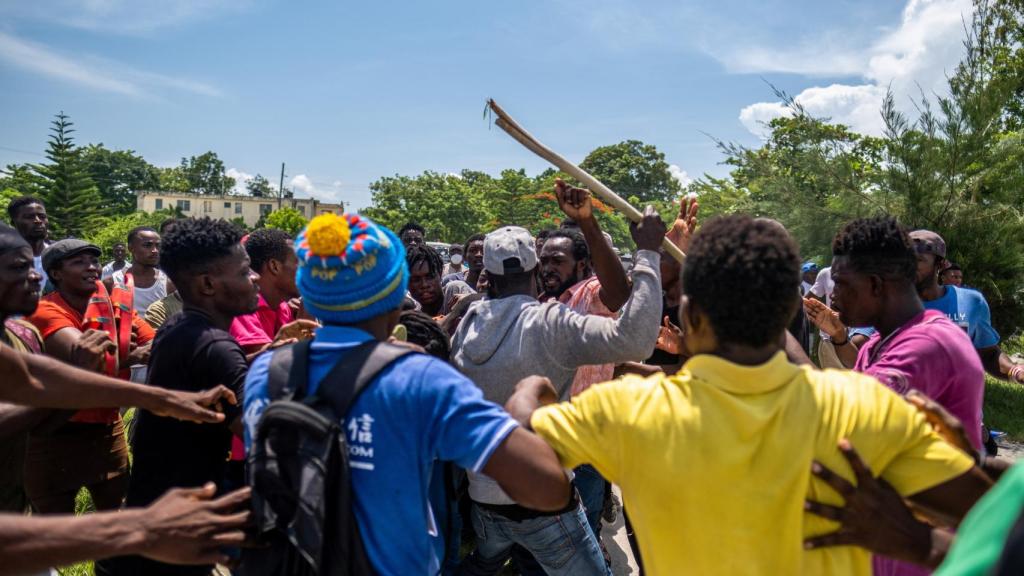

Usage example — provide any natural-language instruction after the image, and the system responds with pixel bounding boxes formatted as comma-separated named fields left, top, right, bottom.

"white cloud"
left=733, top=0, right=973, bottom=137
left=226, top=168, right=254, bottom=194
left=289, top=174, right=316, bottom=195
left=0, top=31, right=222, bottom=98
left=0, top=0, right=248, bottom=35
left=668, top=164, right=693, bottom=187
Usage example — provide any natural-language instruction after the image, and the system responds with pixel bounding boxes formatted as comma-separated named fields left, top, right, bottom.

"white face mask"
left=450, top=253, right=464, bottom=266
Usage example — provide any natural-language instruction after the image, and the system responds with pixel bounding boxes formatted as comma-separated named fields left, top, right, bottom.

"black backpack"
left=239, top=339, right=412, bottom=576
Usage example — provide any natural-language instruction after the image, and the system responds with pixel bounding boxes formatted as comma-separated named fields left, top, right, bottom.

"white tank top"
left=114, top=269, right=169, bottom=315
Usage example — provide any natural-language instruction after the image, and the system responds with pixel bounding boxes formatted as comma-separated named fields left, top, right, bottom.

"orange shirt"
left=29, top=291, right=155, bottom=423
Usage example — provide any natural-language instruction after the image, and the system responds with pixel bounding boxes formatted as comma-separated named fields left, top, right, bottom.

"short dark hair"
left=112, top=241, right=125, bottom=248
left=244, top=227, right=293, bottom=273
left=463, top=233, right=485, bottom=254
left=399, top=222, right=425, bottom=237
left=406, top=243, right=444, bottom=278
left=943, top=262, right=962, bottom=273
left=832, top=216, right=916, bottom=282
left=159, top=218, right=243, bottom=287
left=400, top=310, right=451, bottom=360
left=160, top=218, right=180, bottom=235
left=682, top=214, right=800, bottom=347
left=127, top=226, right=157, bottom=244
left=544, top=230, right=589, bottom=263
left=536, top=229, right=553, bottom=241
left=7, top=196, right=44, bottom=222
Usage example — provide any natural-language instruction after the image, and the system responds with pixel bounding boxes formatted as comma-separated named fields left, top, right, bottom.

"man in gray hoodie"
left=452, top=207, right=666, bottom=576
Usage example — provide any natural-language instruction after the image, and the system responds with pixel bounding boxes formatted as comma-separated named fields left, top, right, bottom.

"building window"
left=204, top=200, right=212, bottom=213
left=224, top=202, right=232, bottom=208
left=155, top=198, right=163, bottom=210
left=235, top=202, right=242, bottom=214
left=297, top=205, right=306, bottom=216
left=260, top=203, right=273, bottom=216
left=177, top=199, right=191, bottom=212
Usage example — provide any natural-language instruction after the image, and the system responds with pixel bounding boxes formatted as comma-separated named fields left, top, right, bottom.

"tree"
left=156, top=166, right=190, bottom=194
left=80, top=144, right=160, bottom=216
left=85, top=210, right=175, bottom=260
left=0, top=164, right=39, bottom=198
left=263, top=207, right=308, bottom=236
left=579, top=140, right=682, bottom=203
left=31, top=112, right=104, bottom=238
left=246, top=174, right=275, bottom=198
left=179, top=152, right=235, bottom=196
left=362, top=171, right=493, bottom=242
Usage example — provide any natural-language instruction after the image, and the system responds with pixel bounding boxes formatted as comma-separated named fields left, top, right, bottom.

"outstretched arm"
left=1, top=343, right=235, bottom=424
left=0, top=484, right=250, bottom=575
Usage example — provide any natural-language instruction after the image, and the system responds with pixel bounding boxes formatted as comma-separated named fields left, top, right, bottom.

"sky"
left=0, top=0, right=974, bottom=210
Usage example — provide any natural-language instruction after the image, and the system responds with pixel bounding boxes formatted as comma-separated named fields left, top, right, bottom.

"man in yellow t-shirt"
left=506, top=215, right=991, bottom=576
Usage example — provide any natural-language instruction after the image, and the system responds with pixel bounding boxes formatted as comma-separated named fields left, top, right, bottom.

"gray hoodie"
left=451, top=249, right=663, bottom=504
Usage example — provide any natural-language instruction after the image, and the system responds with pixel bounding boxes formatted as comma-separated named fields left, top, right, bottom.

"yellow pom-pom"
left=306, top=214, right=351, bottom=256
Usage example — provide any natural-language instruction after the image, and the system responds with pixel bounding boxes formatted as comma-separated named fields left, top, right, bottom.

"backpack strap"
left=313, top=340, right=414, bottom=418
left=267, top=340, right=313, bottom=402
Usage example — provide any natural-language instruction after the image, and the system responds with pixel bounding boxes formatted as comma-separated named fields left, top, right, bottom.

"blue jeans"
left=514, top=465, right=608, bottom=575
left=573, top=464, right=607, bottom=539
left=460, top=500, right=610, bottom=576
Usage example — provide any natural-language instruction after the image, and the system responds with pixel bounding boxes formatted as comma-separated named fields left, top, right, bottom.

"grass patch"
left=984, top=376, right=1024, bottom=441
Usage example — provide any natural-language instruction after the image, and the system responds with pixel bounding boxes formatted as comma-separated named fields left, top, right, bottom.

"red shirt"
left=29, top=291, right=155, bottom=423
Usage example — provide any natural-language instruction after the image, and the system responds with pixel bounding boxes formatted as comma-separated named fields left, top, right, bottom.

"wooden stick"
left=487, top=99, right=685, bottom=263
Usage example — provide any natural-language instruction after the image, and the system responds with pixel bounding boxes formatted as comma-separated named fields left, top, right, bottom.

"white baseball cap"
left=483, top=226, right=538, bottom=275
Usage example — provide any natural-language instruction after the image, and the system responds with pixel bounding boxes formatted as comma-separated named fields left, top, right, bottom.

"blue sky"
left=0, top=0, right=972, bottom=210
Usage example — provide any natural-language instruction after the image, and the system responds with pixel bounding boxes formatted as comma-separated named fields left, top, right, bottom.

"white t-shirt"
left=113, top=268, right=169, bottom=315
left=810, top=267, right=834, bottom=338
left=101, top=260, right=129, bottom=280
left=800, top=281, right=813, bottom=296
left=33, top=255, right=48, bottom=290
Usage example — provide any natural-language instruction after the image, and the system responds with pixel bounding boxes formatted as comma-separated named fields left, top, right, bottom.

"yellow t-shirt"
left=531, top=351, right=974, bottom=576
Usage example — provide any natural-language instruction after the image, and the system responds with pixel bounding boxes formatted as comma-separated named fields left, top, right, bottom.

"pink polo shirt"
left=229, top=294, right=295, bottom=348
left=856, top=310, right=984, bottom=576
left=229, top=294, right=294, bottom=461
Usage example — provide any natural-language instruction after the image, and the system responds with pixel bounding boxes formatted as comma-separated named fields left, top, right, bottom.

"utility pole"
left=278, top=162, right=285, bottom=210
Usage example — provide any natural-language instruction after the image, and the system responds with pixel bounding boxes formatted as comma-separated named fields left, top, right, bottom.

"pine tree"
left=32, top=112, right=104, bottom=239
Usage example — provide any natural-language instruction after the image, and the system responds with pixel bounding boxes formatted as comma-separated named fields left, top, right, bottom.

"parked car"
left=427, top=241, right=450, bottom=263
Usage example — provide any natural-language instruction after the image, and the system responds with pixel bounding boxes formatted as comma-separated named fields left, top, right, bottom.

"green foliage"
left=0, top=163, right=38, bottom=199
left=580, top=140, right=682, bottom=203
left=246, top=174, right=275, bottom=198
left=85, top=210, right=174, bottom=259
left=362, top=171, right=494, bottom=242
left=31, top=112, right=104, bottom=239
left=230, top=216, right=250, bottom=232
left=262, top=207, right=308, bottom=236
left=156, top=166, right=190, bottom=194
left=694, top=0, right=1024, bottom=334
left=0, top=188, right=22, bottom=222
left=79, top=144, right=160, bottom=216
left=178, top=151, right=235, bottom=196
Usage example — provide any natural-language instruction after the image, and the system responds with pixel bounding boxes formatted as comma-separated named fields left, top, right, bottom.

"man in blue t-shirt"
left=243, top=213, right=573, bottom=576
left=912, top=229, right=1024, bottom=386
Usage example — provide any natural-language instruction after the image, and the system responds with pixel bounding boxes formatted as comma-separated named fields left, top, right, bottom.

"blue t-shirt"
left=243, top=325, right=518, bottom=576
left=923, top=285, right=1000, bottom=349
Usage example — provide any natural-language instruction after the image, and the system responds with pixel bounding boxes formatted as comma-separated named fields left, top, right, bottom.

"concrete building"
left=136, top=191, right=344, bottom=228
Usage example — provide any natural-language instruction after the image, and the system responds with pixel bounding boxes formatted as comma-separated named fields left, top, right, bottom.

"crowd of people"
left=0, top=180, right=1023, bottom=576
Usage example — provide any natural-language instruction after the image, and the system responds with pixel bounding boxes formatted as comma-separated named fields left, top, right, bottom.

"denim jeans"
left=513, top=465, right=609, bottom=576
left=573, top=464, right=607, bottom=539
left=459, top=500, right=610, bottom=576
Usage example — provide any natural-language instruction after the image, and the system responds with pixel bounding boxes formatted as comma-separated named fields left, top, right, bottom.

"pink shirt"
left=855, top=310, right=984, bottom=576
left=854, top=310, right=984, bottom=449
left=229, top=294, right=295, bottom=348
left=561, top=276, right=618, bottom=397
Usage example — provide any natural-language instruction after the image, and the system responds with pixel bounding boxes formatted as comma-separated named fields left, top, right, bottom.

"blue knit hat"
left=295, top=213, right=408, bottom=324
